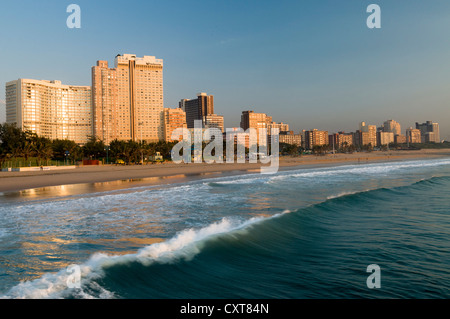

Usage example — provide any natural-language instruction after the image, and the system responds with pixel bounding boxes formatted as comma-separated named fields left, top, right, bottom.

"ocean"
left=1, top=158, right=450, bottom=299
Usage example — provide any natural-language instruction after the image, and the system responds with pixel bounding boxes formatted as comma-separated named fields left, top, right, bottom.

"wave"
left=3, top=174, right=449, bottom=299
left=1, top=210, right=291, bottom=299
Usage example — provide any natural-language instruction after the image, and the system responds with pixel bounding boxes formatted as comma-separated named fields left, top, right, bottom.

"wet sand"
left=1, top=149, right=450, bottom=193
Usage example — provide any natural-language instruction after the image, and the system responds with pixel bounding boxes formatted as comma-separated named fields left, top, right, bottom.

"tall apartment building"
left=92, top=54, right=164, bottom=144
left=406, top=127, right=421, bottom=144
left=240, top=110, right=272, bottom=131
left=377, top=131, right=394, bottom=146
left=360, top=122, right=377, bottom=146
left=179, top=93, right=214, bottom=129
left=304, top=129, right=329, bottom=150
left=6, top=79, right=92, bottom=144
left=329, top=132, right=353, bottom=148
left=383, top=119, right=401, bottom=136
left=163, top=107, right=187, bottom=142
left=415, top=121, right=440, bottom=143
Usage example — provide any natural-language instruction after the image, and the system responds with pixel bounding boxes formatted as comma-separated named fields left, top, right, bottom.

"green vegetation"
left=0, top=123, right=178, bottom=168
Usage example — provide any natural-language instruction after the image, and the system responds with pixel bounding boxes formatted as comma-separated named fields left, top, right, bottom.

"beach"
left=1, top=149, right=450, bottom=193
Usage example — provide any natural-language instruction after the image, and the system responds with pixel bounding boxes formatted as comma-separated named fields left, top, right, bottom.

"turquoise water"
left=1, top=158, right=450, bottom=298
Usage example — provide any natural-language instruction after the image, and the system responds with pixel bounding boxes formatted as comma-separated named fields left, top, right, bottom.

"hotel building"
left=92, top=54, right=164, bottom=144
left=5, top=79, right=92, bottom=144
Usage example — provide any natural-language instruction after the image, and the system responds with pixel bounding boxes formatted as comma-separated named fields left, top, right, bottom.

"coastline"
left=1, top=149, right=450, bottom=194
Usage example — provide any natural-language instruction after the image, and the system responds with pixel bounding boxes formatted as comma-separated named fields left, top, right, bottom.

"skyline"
left=1, top=0, right=450, bottom=139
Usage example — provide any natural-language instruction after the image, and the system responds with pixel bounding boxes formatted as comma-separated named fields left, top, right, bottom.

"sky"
left=0, top=0, right=449, bottom=140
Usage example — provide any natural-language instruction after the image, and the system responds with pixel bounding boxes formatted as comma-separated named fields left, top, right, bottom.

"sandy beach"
left=1, top=149, right=450, bottom=193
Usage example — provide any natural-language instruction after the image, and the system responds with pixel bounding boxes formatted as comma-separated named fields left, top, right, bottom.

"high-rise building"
left=305, top=129, right=329, bottom=150
left=6, top=79, right=92, bottom=144
left=415, top=121, right=440, bottom=143
left=406, top=127, right=421, bottom=144
left=383, top=120, right=401, bottom=136
left=92, top=54, right=164, bottom=144
left=360, top=122, right=377, bottom=146
left=329, top=132, right=353, bottom=148
left=180, top=93, right=214, bottom=129
left=377, top=131, right=394, bottom=146
left=163, top=107, right=187, bottom=142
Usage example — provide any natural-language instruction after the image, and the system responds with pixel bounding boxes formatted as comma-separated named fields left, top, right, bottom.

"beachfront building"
left=406, top=127, right=421, bottom=144
left=304, top=129, right=329, bottom=150
left=395, top=134, right=407, bottom=144
left=416, top=121, right=440, bottom=143
left=377, top=131, right=395, bottom=146
left=329, top=132, right=354, bottom=149
left=163, top=107, right=187, bottom=142
left=5, top=79, right=92, bottom=144
left=279, top=131, right=301, bottom=146
left=179, top=93, right=215, bottom=129
left=92, top=54, right=164, bottom=144
left=383, top=119, right=402, bottom=136
left=360, top=122, right=377, bottom=147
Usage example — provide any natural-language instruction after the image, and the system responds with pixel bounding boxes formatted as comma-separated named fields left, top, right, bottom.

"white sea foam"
left=1, top=211, right=290, bottom=299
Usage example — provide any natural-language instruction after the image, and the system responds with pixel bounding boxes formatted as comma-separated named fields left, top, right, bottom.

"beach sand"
left=1, top=149, right=450, bottom=193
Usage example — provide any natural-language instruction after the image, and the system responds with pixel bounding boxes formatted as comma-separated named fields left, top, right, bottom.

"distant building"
left=377, top=131, right=394, bottom=146
left=305, top=129, right=328, bottom=150
left=360, top=122, right=377, bottom=146
left=329, top=132, right=353, bottom=149
left=395, top=134, right=407, bottom=144
left=240, top=110, right=287, bottom=145
left=406, top=128, right=421, bottom=144
left=6, top=79, right=92, bottom=144
left=203, top=114, right=224, bottom=133
left=180, top=93, right=214, bottom=129
left=383, top=119, right=401, bottom=136
left=354, top=130, right=371, bottom=148
left=163, top=107, right=187, bottom=142
left=279, top=131, right=301, bottom=146
left=416, top=121, right=440, bottom=143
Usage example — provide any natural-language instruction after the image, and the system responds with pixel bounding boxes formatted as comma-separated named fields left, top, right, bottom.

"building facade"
left=304, top=129, right=329, bottom=150
left=406, top=127, right=421, bottom=144
left=6, top=79, right=92, bottom=144
left=383, top=119, right=401, bottom=136
left=180, top=93, right=214, bottom=129
left=415, top=121, right=440, bottom=143
left=279, top=131, right=301, bottom=146
left=92, top=54, right=164, bottom=144
left=203, top=114, right=224, bottom=133
left=163, top=107, right=187, bottom=142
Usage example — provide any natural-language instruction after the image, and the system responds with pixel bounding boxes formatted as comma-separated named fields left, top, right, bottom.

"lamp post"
left=139, top=121, right=144, bottom=164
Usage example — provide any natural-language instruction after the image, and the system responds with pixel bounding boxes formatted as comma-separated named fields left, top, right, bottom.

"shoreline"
left=1, top=149, right=450, bottom=195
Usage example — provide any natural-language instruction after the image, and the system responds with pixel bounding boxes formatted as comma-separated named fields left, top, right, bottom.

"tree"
left=33, top=136, right=53, bottom=166
left=82, top=136, right=106, bottom=160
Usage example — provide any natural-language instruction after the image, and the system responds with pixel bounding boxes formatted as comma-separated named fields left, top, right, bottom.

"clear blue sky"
left=1, top=0, right=449, bottom=140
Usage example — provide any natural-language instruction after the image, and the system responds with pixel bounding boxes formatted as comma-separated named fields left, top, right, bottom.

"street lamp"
left=138, top=121, right=144, bottom=164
